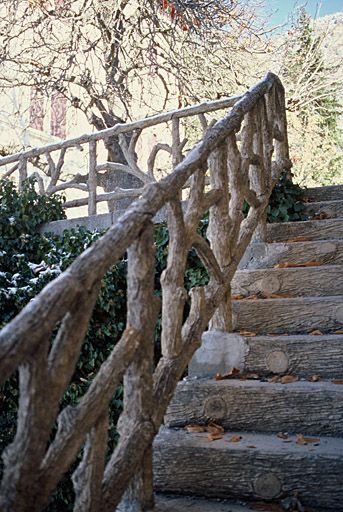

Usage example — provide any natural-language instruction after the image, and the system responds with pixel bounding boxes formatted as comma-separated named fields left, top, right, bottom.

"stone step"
left=238, top=239, right=343, bottom=270
left=232, top=295, right=343, bottom=334
left=148, top=494, right=253, bottom=512
left=302, top=199, right=343, bottom=219
left=153, top=428, right=343, bottom=511
left=267, top=218, right=343, bottom=243
left=304, top=184, right=343, bottom=202
left=231, top=265, right=343, bottom=297
left=189, top=333, right=343, bottom=380
left=164, top=379, right=343, bottom=436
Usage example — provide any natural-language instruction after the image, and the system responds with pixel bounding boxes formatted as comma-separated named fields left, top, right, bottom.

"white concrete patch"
left=188, top=331, right=249, bottom=378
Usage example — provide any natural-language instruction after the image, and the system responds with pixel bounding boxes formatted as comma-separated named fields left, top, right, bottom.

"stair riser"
left=304, top=185, right=343, bottom=202
left=154, top=430, right=343, bottom=510
left=302, top=199, right=343, bottom=219
left=238, top=240, right=343, bottom=269
left=267, top=218, right=343, bottom=243
left=232, top=266, right=343, bottom=297
left=165, top=381, right=343, bottom=435
left=244, top=335, right=343, bottom=378
left=232, top=296, right=343, bottom=334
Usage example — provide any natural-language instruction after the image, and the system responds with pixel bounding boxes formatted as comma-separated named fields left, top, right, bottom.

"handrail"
left=0, top=72, right=291, bottom=512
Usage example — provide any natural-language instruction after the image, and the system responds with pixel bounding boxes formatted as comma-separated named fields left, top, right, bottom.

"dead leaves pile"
left=184, top=422, right=224, bottom=441
left=231, top=292, right=301, bottom=300
left=274, top=258, right=323, bottom=268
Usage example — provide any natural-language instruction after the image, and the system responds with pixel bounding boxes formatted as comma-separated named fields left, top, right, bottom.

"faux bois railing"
left=0, top=72, right=291, bottom=512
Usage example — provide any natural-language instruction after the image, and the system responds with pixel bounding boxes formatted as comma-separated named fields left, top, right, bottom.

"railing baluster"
left=18, top=155, right=27, bottom=190
left=117, top=220, right=160, bottom=511
left=88, top=140, right=97, bottom=215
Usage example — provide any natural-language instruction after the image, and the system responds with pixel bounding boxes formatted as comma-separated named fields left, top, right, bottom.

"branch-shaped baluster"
left=88, top=140, right=97, bottom=215
left=2, top=162, right=18, bottom=178
left=171, top=117, right=187, bottom=169
left=18, top=155, right=27, bottom=190
left=46, top=148, right=67, bottom=194
left=147, top=142, right=171, bottom=181
left=30, top=171, right=45, bottom=194
left=33, top=327, right=140, bottom=511
left=207, top=142, right=232, bottom=331
left=161, top=198, right=188, bottom=357
left=102, top=221, right=159, bottom=511
left=227, top=132, right=245, bottom=249
left=118, top=129, right=148, bottom=184
left=72, top=411, right=108, bottom=512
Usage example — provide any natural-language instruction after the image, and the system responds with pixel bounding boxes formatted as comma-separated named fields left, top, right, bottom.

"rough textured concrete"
left=189, top=332, right=249, bottom=378
left=231, top=264, right=343, bottom=297
left=302, top=199, right=343, bottom=219
left=150, top=495, right=253, bottom=511
left=165, top=379, right=343, bottom=435
left=267, top=218, right=343, bottom=242
left=238, top=239, right=343, bottom=269
left=154, top=428, right=343, bottom=510
left=304, top=185, right=343, bottom=202
left=232, top=295, right=343, bottom=334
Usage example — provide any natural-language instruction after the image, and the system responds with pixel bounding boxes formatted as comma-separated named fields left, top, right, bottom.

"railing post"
left=18, top=156, right=27, bottom=191
left=207, top=142, right=233, bottom=331
left=88, top=140, right=97, bottom=216
left=118, top=220, right=159, bottom=511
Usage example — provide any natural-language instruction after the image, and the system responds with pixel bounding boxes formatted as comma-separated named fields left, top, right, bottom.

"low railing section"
left=0, top=72, right=291, bottom=512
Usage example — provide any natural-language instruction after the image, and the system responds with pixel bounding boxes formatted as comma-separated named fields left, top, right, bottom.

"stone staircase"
left=153, top=185, right=343, bottom=511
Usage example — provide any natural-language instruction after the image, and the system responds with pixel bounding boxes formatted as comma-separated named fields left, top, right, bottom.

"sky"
left=265, top=0, right=343, bottom=29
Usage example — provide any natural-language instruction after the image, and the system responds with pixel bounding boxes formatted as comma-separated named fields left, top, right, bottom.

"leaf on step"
left=215, top=367, right=240, bottom=380
left=308, top=211, right=332, bottom=221
left=261, top=291, right=301, bottom=299
left=236, top=330, right=258, bottom=337
left=206, top=422, right=224, bottom=434
left=268, top=375, right=280, bottom=383
left=236, top=373, right=260, bottom=380
left=274, top=259, right=323, bottom=269
left=184, top=425, right=207, bottom=433
left=207, top=432, right=223, bottom=441
left=333, top=330, right=343, bottom=334
left=309, top=330, right=323, bottom=335
left=249, top=502, right=284, bottom=511
left=246, top=445, right=256, bottom=448
left=228, top=435, right=241, bottom=442
left=277, top=432, right=288, bottom=439
left=278, top=237, right=313, bottom=243
left=332, top=379, right=343, bottom=384
left=307, top=375, right=320, bottom=382
left=245, top=294, right=260, bottom=300
left=296, top=434, right=320, bottom=445
left=231, top=294, right=244, bottom=300
left=281, top=375, right=299, bottom=384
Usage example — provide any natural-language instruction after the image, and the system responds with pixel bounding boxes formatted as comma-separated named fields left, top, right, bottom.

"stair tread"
left=165, top=378, right=343, bottom=435
left=154, top=428, right=343, bottom=509
left=267, top=217, right=343, bottom=243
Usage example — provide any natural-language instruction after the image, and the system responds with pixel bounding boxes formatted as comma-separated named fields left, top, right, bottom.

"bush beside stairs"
left=153, top=184, right=343, bottom=511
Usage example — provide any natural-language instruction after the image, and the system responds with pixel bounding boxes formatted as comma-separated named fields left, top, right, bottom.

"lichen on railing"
left=0, top=72, right=291, bottom=512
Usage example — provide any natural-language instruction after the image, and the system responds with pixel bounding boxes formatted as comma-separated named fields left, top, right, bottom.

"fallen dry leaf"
left=235, top=330, right=258, bottom=337
left=308, top=211, right=332, bottom=221
left=277, top=433, right=288, bottom=439
left=268, top=375, right=280, bottom=383
left=309, top=330, right=323, bottom=335
left=207, top=432, right=223, bottom=441
left=261, top=291, right=301, bottom=299
left=278, top=237, right=313, bottom=243
left=231, top=294, right=244, bottom=300
left=274, top=258, right=323, bottom=269
left=333, top=330, right=343, bottom=334
left=236, top=373, right=260, bottom=380
left=206, top=422, right=224, bottom=434
left=215, top=367, right=241, bottom=380
left=281, top=375, right=299, bottom=384
left=307, top=375, right=320, bottom=382
left=245, top=294, right=260, bottom=300
left=296, top=433, right=320, bottom=445
left=228, top=435, right=241, bottom=442
left=246, top=445, right=256, bottom=448
left=332, top=379, right=343, bottom=384
left=184, top=425, right=207, bottom=433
